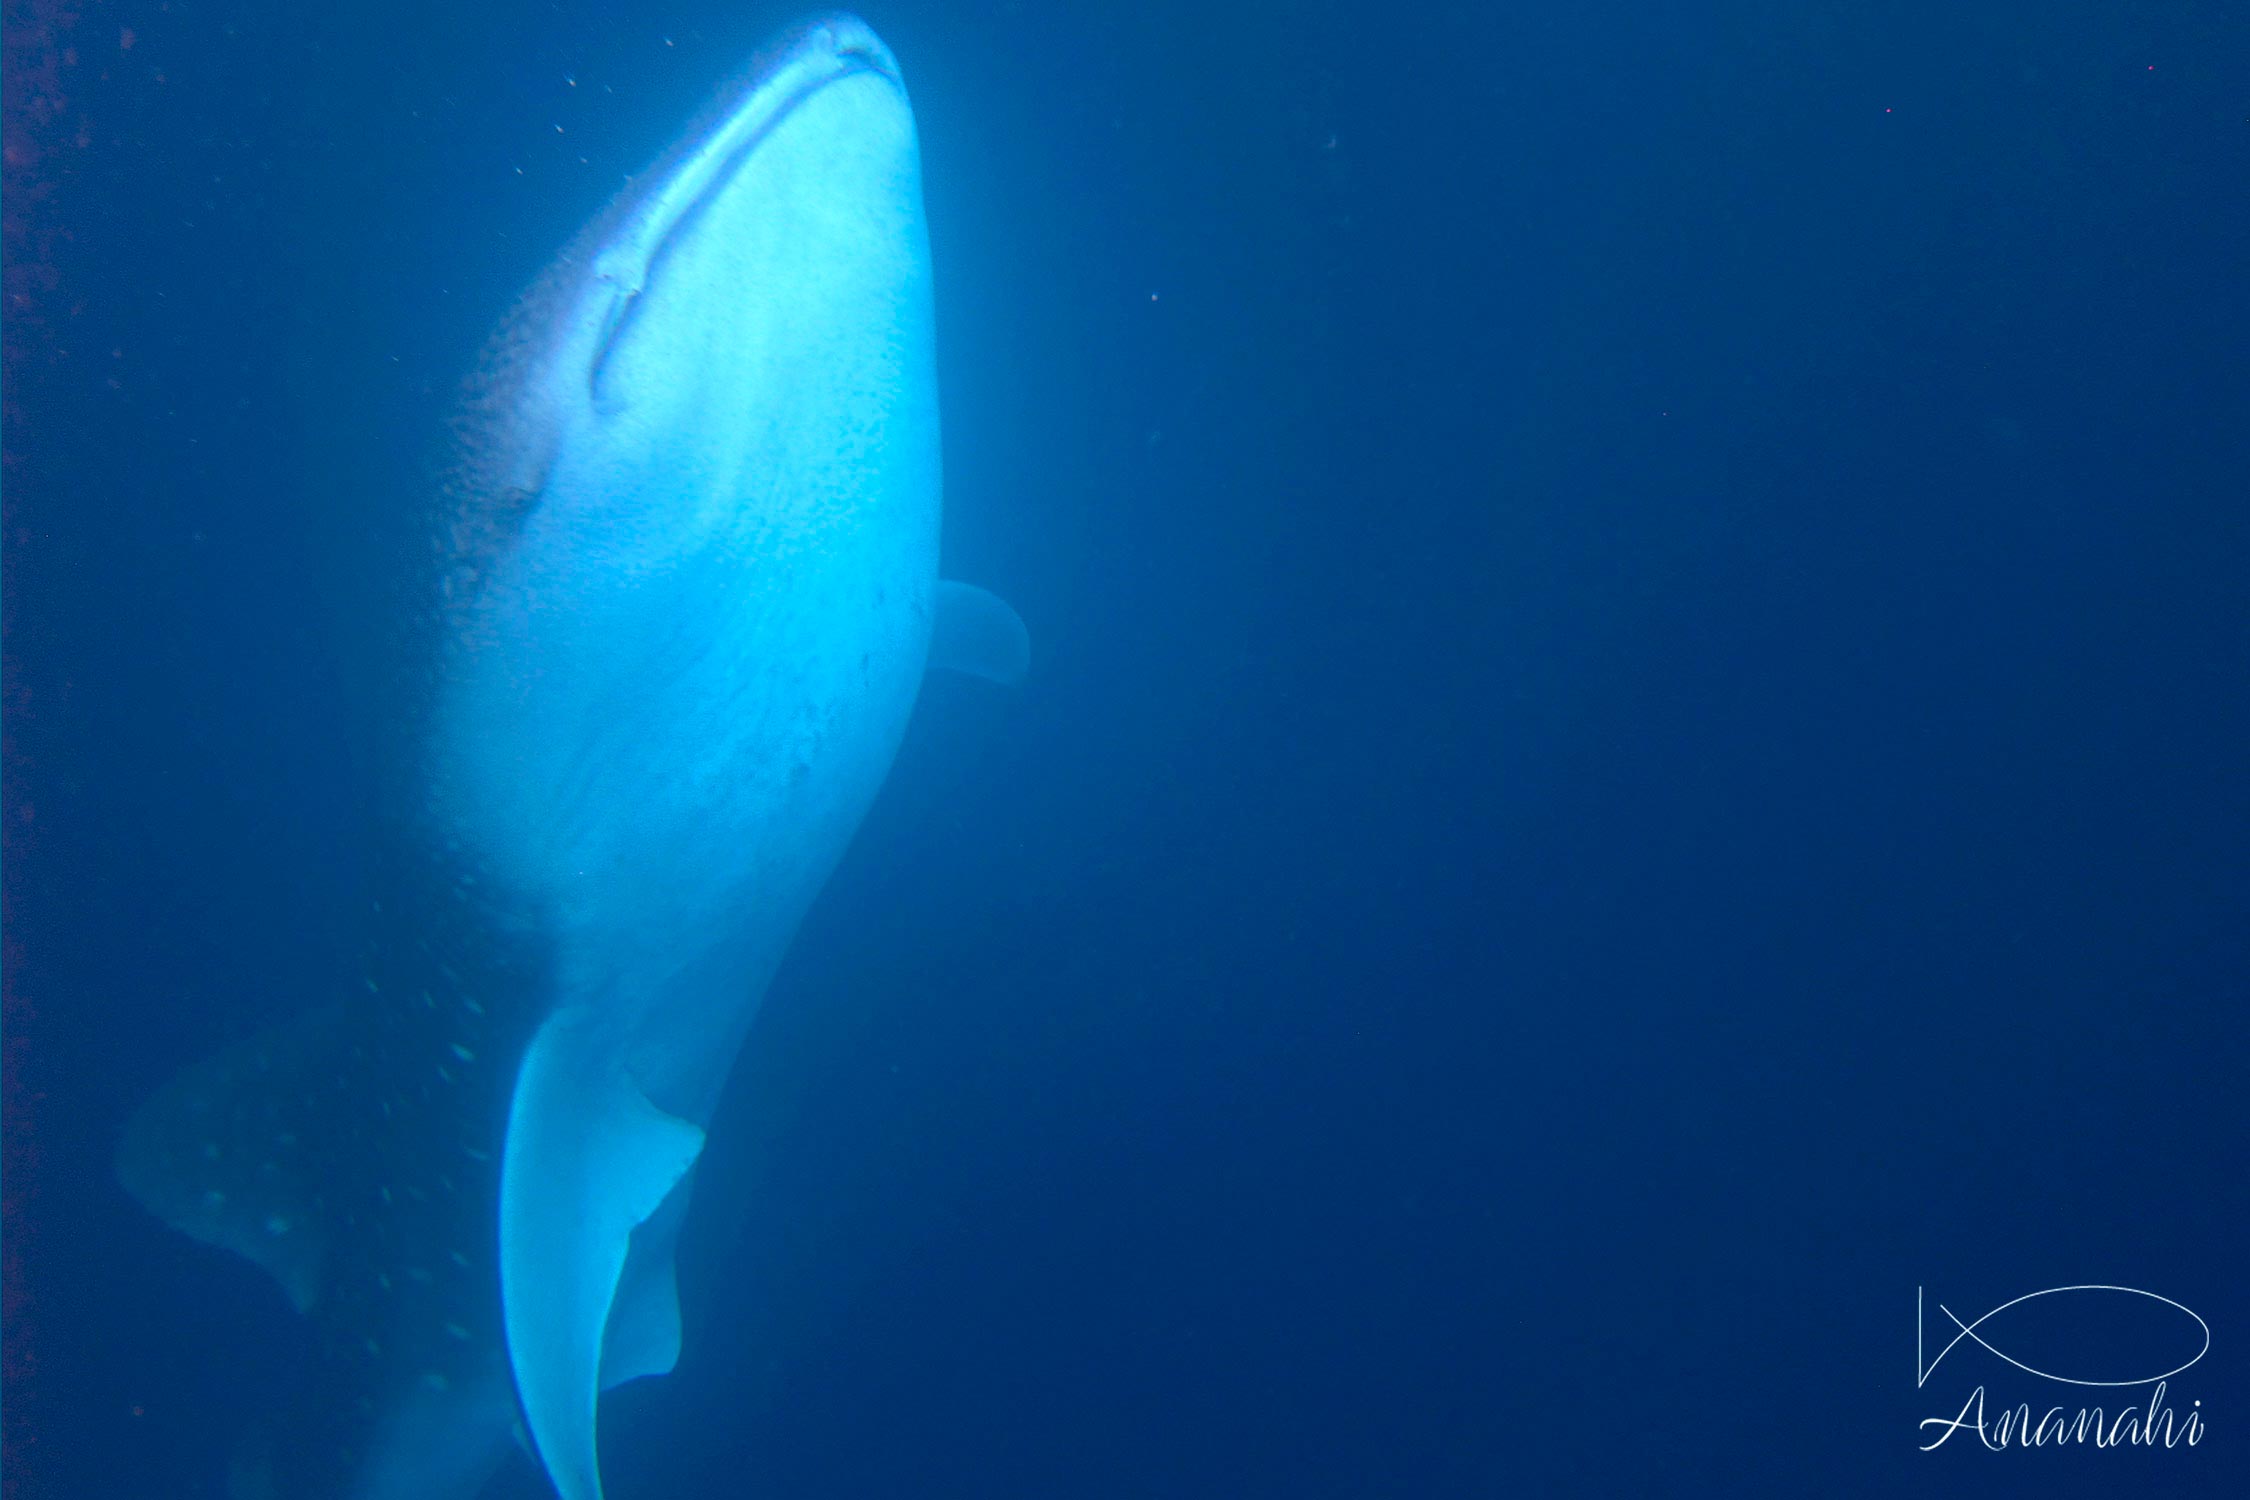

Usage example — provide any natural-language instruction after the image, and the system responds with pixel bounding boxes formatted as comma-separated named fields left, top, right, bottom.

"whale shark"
left=115, top=15, right=1026, bottom=1499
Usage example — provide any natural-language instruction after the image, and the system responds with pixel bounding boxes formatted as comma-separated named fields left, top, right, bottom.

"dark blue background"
left=6, top=2, right=2244, bottom=1496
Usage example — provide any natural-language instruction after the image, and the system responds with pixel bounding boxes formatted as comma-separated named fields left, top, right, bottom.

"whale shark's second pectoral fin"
left=500, top=1012, right=705, bottom=1500
left=114, top=1002, right=350, bottom=1317
left=929, top=579, right=1030, bottom=685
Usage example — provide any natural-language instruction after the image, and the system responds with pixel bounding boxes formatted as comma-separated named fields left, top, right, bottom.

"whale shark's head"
left=487, top=17, right=932, bottom=573
left=434, top=14, right=943, bottom=959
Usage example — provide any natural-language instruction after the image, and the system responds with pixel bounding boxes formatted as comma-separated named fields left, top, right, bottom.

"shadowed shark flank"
left=117, top=14, right=1028, bottom=1500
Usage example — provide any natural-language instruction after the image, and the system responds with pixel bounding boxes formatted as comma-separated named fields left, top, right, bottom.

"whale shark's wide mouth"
left=583, top=15, right=906, bottom=395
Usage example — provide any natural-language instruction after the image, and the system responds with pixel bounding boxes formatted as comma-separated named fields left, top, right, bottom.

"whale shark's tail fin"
left=501, top=1009, right=705, bottom=1500
left=115, top=1002, right=350, bottom=1315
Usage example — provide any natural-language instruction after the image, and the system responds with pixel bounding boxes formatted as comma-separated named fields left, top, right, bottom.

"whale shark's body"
left=117, top=16, right=1026, bottom=1499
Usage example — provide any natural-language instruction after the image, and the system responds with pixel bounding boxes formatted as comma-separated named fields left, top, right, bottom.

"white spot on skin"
left=449, top=1043, right=475, bottom=1062
left=444, top=1322, right=471, bottom=1341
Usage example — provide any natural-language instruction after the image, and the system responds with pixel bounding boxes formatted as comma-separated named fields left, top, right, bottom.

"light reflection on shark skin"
left=116, top=15, right=1027, bottom=1499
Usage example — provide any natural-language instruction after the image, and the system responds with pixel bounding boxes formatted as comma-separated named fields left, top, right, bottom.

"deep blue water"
left=5, top=2, right=2246, bottom=1496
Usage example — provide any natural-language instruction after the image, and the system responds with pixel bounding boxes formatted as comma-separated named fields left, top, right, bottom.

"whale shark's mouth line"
left=586, top=43, right=899, bottom=403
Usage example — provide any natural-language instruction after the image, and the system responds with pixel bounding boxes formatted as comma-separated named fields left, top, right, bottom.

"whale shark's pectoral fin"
left=114, top=1002, right=351, bottom=1316
left=500, top=1012, right=705, bottom=1500
left=929, top=579, right=1030, bottom=685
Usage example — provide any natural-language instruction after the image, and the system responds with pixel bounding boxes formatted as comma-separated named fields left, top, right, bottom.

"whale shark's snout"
left=533, top=15, right=932, bottom=563
left=583, top=18, right=918, bottom=415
